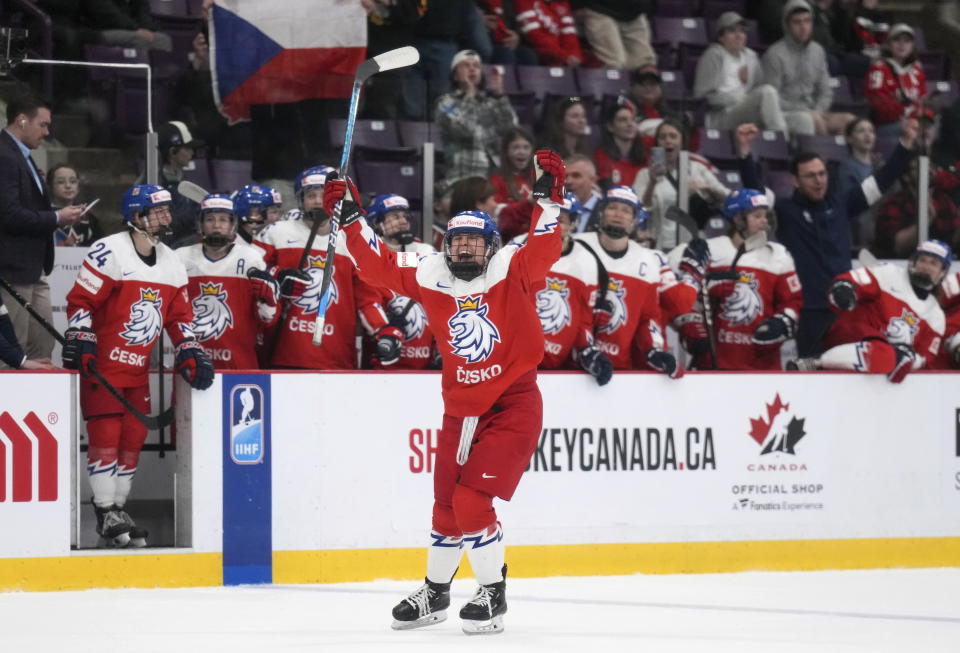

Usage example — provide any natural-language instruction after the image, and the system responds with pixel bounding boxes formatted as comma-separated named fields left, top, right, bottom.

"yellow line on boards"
left=0, top=553, right=222, bottom=593
left=274, top=537, right=960, bottom=583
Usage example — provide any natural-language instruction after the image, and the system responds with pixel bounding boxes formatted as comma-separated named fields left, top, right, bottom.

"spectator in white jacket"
left=632, top=118, right=730, bottom=249
left=693, top=12, right=789, bottom=135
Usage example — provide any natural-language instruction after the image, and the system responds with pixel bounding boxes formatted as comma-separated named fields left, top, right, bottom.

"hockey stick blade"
left=857, top=248, right=879, bottom=268
left=664, top=206, right=698, bottom=237
left=357, top=46, right=420, bottom=83
left=177, top=180, right=209, bottom=203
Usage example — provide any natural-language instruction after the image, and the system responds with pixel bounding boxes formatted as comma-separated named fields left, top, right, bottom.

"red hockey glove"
left=62, top=326, right=97, bottom=376
left=887, top=343, right=916, bottom=384
left=247, top=268, right=279, bottom=307
left=373, top=326, right=403, bottom=366
left=322, top=173, right=363, bottom=219
left=532, top=149, right=566, bottom=203
left=705, top=269, right=741, bottom=300
left=175, top=339, right=215, bottom=390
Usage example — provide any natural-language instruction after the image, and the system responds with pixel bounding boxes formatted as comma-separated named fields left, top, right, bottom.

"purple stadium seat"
left=84, top=45, right=150, bottom=81
left=582, top=124, right=603, bottom=154
left=751, top=130, right=790, bottom=170
left=183, top=157, right=214, bottom=191
left=918, top=52, right=948, bottom=81
left=658, top=70, right=687, bottom=101
left=796, top=134, right=849, bottom=163
left=912, top=26, right=928, bottom=52
left=486, top=64, right=519, bottom=95
left=829, top=76, right=869, bottom=116
left=397, top=121, right=444, bottom=149
left=928, top=79, right=959, bottom=110
left=679, top=43, right=708, bottom=87
left=355, top=159, right=422, bottom=203
left=697, top=128, right=738, bottom=168
left=211, top=159, right=253, bottom=193
left=652, top=41, right=677, bottom=70
left=765, top=170, right=795, bottom=199
left=328, top=119, right=401, bottom=150
left=702, top=0, right=746, bottom=20
left=575, top=68, right=629, bottom=102
left=515, top=65, right=579, bottom=101
left=653, top=17, right=708, bottom=48
left=657, top=0, right=699, bottom=17
left=718, top=169, right=743, bottom=190
left=149, top=0, right=190, bottom=18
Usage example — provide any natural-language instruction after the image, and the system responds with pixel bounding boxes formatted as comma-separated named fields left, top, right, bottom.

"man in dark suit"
left=0, top=94, right=84, bottom=366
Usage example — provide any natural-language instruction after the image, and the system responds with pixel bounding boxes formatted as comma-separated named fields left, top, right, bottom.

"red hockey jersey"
left=865, top=57, right=927, bottom=126
left=514, top=0, right=582, bottom=66
left=344, top=200, right=562, bottom=417
left=668, top=237, right=803, bottom=370
left=826, top=264, right=945, bottom=367
left=932, top=270, right=960, bottom=369
left=574, top=232, right=668, bottom=370
left=593, top=148, right=644, bottom=188
left=66, top=233, right=195, bottom=387
left=256, top=219, right=389, bottom=369
left=177, top=241, right=275, bottom=370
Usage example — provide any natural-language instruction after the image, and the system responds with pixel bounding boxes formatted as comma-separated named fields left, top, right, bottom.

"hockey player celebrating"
left=933, top=268, right=960, bottom=368
left=63, top=184, right=214, bottom=547
left=364, top=193, right=437, bottom=369
left=671, top=189, right=803, bottom=370
left=255, top=165, right=401, bottom=369
left=788, top=240, right=950, bottom=382
left=233, top=184, right=283, bottom=246
left=574, top=186, right=682, bottom=376
left=177, top=193, right=279, bottom=369
left=326, top=149, right=566, bottom=635
left=527, top=193, right=612, bottom=384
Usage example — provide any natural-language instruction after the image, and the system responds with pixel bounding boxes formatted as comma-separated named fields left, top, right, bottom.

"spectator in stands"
left=514, top=0, right=582, bottom=66
left=594, top=99, right=646, bottom=189
left=810, top=0, right=872, bottom=78
left=564, top=154, right=602, bottom=233
left=476, top=1, right=539, bottom=65
left=0, top=94, right=84, bottom=367
left=490, top=126, right=535, bottom=208
left=436, top=50, right=517, bottom=181
left=81, top=0, right=173, bottom=52
left=874, top=159, right=960, bottom=258
left=539, top=96, right=590, bottom=159
left=838, top=0, right=893, bottom=62
left=627, top=65, right=674, bottom=147
left=837, top=117, right=881, bottom=246
left=694, top=12, right=790, bottom=135
left=140, top=121, right=204, bottom=247
left=633, top=119, right=730, bottom=250
left=865, top=24, right=928, bottom=138
left=47, top=164, right=103, bottom=246
left=571, top=0, right=656, bottom=69
left=449, top=176, right=498, bottom=217
left=762, top=0, right=855, bottom=136
left=735, top=119, right=918, bottom=356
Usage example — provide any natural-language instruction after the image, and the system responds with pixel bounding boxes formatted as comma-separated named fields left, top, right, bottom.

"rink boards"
left=2, top=370, right=960, bottom=591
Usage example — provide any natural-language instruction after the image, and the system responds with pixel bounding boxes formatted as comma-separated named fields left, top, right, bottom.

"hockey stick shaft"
left=0, top=276, right=174, bottom=430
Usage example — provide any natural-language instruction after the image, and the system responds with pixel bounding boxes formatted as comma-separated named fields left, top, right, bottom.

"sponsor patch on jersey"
left=786, top=273, right=801, bottom=293
left=397, top=252, right=419, bottom=267
left=77, top=265, right=104, bottom=294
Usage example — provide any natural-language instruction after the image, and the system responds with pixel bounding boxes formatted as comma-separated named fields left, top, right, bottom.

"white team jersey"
left=256, top=218, right=351, bottom=257
left=176, top=240, right=269, bottom=278
left=667, top=236, right=797, bottom=278
left=574, top=232, right=671, bottom=289
left=855, top=264, right=946, bottom=337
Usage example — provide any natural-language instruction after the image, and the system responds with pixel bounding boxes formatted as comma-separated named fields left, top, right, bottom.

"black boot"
left=391, top=577, right=452, bottom=630
left=460, top=564, right=507, bottom=635
left=92, top=500, right=131, bottom=548
left=116, top=507, right=149, bottom=548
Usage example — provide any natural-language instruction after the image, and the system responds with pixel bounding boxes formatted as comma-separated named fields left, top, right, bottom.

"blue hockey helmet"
left=366, top=193, right=411, bottom=224
left=444, top=210, right=501, bottom=281
left=910, top=239, right=954, bottom=290
left=121, top=184, right=172, bottom=223
left=234, top=184, right=282, bottom=222
left=722, top=188, right=770, bottom=221
left=199, top=193, right=237, bottom=247
left=294, top=165, right=335, bottom=198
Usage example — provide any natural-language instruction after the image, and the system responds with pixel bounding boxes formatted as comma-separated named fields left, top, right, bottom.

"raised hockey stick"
left=176, top=180, right=209, bottom=203
left=311, top=46, right=420, bottom=346
left=0, top=276, right=174, bottom=430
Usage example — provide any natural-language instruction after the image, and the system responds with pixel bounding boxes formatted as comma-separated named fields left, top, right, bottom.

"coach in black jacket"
left=736, top=119, right=917, bottom=356
left=0, top=94, right=84, bottom=365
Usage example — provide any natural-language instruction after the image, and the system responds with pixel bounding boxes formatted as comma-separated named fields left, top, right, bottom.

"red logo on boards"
left=0, top=411, right=58, bottom=502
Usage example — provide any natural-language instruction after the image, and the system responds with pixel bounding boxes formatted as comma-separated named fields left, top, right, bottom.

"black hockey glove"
left=828, top=279, right=858, bottom=312
left=752, top=313, right=797, bottom=346
left=679, top=238, right=710, bottom=283
left=62, top=326, right=97, bottom=376
left=577, top=345, right=613, bottom=386
left=175, top=339, right=215, bottom=390
left=888, top=343, right=916, bottom=384
left=278, top=268, right=312, bottom=298
left=646, top=349, right=683, bottom=379
left=374, top=326, right=403, bottom=366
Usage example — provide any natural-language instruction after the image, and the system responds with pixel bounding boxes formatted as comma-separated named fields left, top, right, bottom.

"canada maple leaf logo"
left=748, top=393, right=806, bottom=455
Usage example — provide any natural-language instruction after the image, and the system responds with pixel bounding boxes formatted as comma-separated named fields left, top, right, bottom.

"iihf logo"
left=191, top=281, right=234, bottom=341
left=230, top=385, right=264, bottom=464
left=720, top=272, right=764, bottom=326
left=388, top=295, right=427, bottom=340
left=536, top=277, right=571, bottom=335
left=448, top=295, right=501, bottom=363
left=294, top=255, right=339, bottom=315
left=597, top=278, right=627, bottom=335
left=121, top=287, right=164, bottom=346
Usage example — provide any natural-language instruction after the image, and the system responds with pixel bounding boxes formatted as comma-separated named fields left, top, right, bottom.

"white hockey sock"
left=463, top=522, right=504, bottom=586
left=114, top=464, right=137, bottom=509
left=87, top=458, right=117, bottom=509
left=426, top=531, right=463, bottom=584
left=819, top=342, right=871, bottom=372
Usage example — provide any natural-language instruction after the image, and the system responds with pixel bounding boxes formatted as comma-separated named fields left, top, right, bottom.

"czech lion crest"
left=191, top=281, right=234, bottom=341
left=447, top=295, right=501, bottom=363
left=121, top=287, right=164, bottom=346
left=536, top=277, right=572, bottom=335
left=294, top=255, right=338, bottom=315
left=720, top=272, right=764, bottom=326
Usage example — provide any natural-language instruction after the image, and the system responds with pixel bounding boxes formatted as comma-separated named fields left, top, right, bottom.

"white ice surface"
left=2, top=568, right=958, bottom=652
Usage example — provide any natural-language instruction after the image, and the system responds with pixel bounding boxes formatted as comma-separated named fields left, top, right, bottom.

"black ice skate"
left=117, top=508, right=149, bottom=548
left=460, top=565, right=507, bottom=635
left=391, top=577, right=451, bottom=630
left=786, top=357, right=819, bottom=371
left=93, top=501, right=131, bottom=548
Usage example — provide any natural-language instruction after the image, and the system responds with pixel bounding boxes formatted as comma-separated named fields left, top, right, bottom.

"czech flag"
left=210, top=0, right=367, bottom=124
